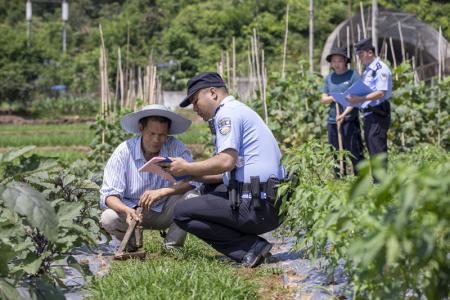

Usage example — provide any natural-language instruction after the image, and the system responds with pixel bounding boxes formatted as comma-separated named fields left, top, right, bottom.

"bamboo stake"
left=348, top=0, right=354, bottom=45
left=309, top=0, right=314, bottom=73
left=335, top=104, right=345, bottom=177
left=337, top=30, right=341, bottom=48
left=389, top=37, right=397, bottom=69
left=261, top=49, right=268, bottom=124
left=247, top=44, right=254, bottom=99
left=438, top=27, right=442, bottom=82
left=232, top=36, right=236, bottom=93
left=253, top=29, right=263, bottom=103
left=118, top=48, right=124, bottom=109
left=372, top=0, right=378, bottom=55
left=282, top=4, right=289, bottom=79
left=360, top=2, right=367, bottom=38
left=125, top=21, right=130, bottom=108
left=346, top=26, right=350, bottom=57
left=437, top=27, right=442, bottom=146
left=398, top=22, right=405, bottom=63
left=226, top=51, right=231, bottom=89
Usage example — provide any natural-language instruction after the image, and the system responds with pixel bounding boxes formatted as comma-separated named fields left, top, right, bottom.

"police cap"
left=180, top=72, right=226, bottom=107
left=355, top=38, right=374, bottom=52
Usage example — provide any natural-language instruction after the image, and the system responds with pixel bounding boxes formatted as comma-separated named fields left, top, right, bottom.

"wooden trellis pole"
left=398, top=22, right=405, bottom=63
left=232, top=36, right=236, bottom=93
left=309, top=0, right=314, bottom=72
left=282, top=4, right=289, bottom=79
left=360, top=2, right=367, bottom=38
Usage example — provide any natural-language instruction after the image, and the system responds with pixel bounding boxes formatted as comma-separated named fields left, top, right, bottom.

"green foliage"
left=278, top=141, right=450, bottom=299
left=390, top=64, right=450, bottom=149
left=249, top=64, right=326, bottom=151
left=4, top=0, right=448, bottom=105
left=0, top=147, right=101, bottom=299
left=87, top=111, right=133, bottom=171
left=249, top=62, right=450, bottom=151
left=28, top=96, right=99, bottom=118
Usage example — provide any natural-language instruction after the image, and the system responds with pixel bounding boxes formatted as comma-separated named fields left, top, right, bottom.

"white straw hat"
left=120, top=104, right=191, bottom=135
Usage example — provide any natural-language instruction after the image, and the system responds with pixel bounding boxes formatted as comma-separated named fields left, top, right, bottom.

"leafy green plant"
left=0, top=146, right=100, bottom=299
left=278, top=141, right=450, bottom=299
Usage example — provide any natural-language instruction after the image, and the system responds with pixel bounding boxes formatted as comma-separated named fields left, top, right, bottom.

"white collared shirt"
left=99, top=136, right=193, bottom=212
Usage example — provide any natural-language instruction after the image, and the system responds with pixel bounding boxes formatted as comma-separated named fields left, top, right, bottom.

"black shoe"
left=241, top=239, right=273, bottom=268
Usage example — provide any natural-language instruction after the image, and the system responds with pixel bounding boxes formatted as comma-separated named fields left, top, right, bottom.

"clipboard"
left=330, top=92, right=360, bottom=108
left=138, top=157, right=188, bottom=182
left=346, top=79, right=373, bottom=96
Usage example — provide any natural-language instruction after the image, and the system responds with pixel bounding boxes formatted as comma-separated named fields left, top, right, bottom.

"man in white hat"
left=99, top=104, right=197, bottom=250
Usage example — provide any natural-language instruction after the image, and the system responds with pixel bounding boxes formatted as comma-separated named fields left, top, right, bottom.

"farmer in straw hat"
left=99, top=104, right=198, bottom=251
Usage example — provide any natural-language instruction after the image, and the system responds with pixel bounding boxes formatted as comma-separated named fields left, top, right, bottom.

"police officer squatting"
left=321, top=46, right=365, bottom=177
left=162, top=72, right=287, bottom=268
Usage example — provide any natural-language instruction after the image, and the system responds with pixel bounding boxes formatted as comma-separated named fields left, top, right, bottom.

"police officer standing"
left=347, top=38, right=392, bottom=172
left=321, top=46, right=364, bottom=176
left=165, top=72, right=285, bottom=268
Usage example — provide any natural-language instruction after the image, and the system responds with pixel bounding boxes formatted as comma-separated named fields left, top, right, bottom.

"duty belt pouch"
left=229, top=169, right=240, bottom=210
left=266, top=177, right=279, bottom=200
left=250, top=176, right=262, bottom=209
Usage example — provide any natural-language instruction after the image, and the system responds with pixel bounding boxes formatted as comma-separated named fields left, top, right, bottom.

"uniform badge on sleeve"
left=218, top=117, right=231, bottom=135
left=380, top=73, right=387, bottom=81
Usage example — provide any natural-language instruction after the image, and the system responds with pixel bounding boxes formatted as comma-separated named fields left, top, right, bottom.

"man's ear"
left=210, top=87, right=218, bottom=101
left=138, top=122, right=144, bottom=133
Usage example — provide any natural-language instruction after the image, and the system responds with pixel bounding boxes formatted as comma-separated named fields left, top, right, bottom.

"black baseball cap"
left=326, top=46, right=351, bottom=63
left=355, top=38, right=374, bottom=52
left=179, top=72, right=226, bottom=108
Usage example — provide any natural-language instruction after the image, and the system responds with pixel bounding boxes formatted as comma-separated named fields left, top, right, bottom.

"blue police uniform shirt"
left=322, top=69, right=360, bottom=124
left=213, top=95, right=284, bottom=185
left=360, top=57, right=392, bottom=112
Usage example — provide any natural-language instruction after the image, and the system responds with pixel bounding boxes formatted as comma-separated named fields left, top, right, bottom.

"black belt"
left=239, top=180, right=279, bottom=205
left=361, top=101, right=390, bottom=117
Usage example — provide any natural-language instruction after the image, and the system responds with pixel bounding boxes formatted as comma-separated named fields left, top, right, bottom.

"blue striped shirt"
left=99, top=136, right=193, bottom=212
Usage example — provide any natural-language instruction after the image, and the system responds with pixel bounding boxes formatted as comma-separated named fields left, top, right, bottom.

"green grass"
left=0, top=124, right=94, bottom=147
left=88, top=232, right=288, bottom=300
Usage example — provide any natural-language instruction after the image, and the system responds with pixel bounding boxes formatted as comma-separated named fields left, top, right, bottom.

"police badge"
left=218, top=117, right=231, bottom=135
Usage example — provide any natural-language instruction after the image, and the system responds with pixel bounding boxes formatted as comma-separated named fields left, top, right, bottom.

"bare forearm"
left=321, top=93, right=333, bottom=105
left=105, top=195, right=132, bottom=214
left=187, top=155, right=231, bottom=176
left=195, top=174, right=223, bottom=184
left=160, top=182, right=194, bottom=197
left=364, top=90, right=385, bottom=101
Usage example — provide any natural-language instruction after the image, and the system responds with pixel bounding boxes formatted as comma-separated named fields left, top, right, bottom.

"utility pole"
left=26, top=0, right=32, bottom=48
left=62, top=0, right=69, bottom=53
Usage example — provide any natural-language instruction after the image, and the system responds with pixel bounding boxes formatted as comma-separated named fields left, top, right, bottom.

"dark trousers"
left=173, top=184, right=280, bottom=262
left=327, top=119, right=365, bottom=176
left=363, top=112, right=391, bottom=171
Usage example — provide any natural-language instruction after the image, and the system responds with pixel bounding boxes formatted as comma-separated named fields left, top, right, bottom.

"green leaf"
left=0, top=278, right=26, bottom=300
left=31, top=278, right=65, bottom=300
left=23, top=256, right=44, bottom=275
left=0, top=244, right=16, bottom=276
left=386, top=236, right=400, bottom=266
left=56, top=202, right=83, bottom=225
left=2, top=182, right=58, bottom=241
left=0, top=146, right=36, bottom=163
